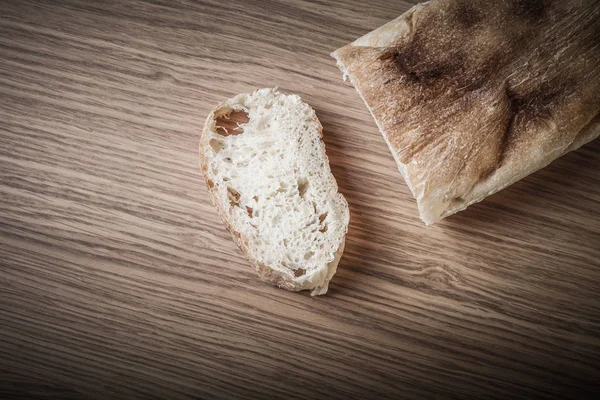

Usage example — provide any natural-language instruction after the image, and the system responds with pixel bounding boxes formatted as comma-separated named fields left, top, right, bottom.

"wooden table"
left=1, top=1, right=599, bottom=398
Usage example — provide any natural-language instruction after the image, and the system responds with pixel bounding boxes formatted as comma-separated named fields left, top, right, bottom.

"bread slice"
left=200, top=88, right=349, bottom=295
left=332, top=0, right=600, bottom=225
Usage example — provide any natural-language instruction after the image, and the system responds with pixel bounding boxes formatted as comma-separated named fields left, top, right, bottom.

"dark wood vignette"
left=1, top=0, right=599, bottom=399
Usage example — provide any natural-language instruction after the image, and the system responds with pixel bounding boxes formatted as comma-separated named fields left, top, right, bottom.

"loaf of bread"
left=200, top=88, right=349, bottom=295
left=332, top=0, right=600, bottom=224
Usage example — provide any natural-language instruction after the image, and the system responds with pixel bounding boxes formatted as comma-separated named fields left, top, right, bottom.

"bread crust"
left=333, top=0, right=600, bottom=224
left=199, top=90, right=348, bottom=294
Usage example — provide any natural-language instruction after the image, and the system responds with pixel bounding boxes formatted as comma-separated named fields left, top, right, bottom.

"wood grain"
left=1, top=0, right=599, bottom=399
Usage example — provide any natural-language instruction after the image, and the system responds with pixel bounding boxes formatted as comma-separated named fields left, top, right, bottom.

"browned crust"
left=333, top=0, right=600, bottom=224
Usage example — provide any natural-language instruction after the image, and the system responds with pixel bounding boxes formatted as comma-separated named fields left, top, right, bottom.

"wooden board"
left=1, top=0, right=599, bottom=398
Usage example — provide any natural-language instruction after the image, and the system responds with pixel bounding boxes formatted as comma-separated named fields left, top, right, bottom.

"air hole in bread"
left=207, top=179, right=214, bottom=188
left=253, top=195, right=258, bottom=202
left=214, top=109, right=249, bottom=136
left=319, top=213, right=328, bottom=232
left=298, top=178, right=309, bottom=197
left=311, top=201, right=317, bottom=213
left=294, top=268, right=306, bottom=277
left=227, top=186, right=241, bottom=207
left=246, top=206, right=253, bottom=218
left=283, top=239, right=289, bottom=247
left=208, top=138, right=225, bottom=153
left=276, top=182, right=288, bottom=193
left=224, top=157, right=232, bottom=163
left=209, top=138, right=225, bottom=153
left=304, top=251, right=314, bottom=260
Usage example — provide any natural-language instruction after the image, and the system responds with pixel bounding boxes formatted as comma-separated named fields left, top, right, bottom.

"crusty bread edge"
left=199, top=92, right=347, bottom=295
left=331, top=5, right=428, bottom=222
left=332, top=5, right=600, bottom=225
left=438, top=117, right=600, bottom=222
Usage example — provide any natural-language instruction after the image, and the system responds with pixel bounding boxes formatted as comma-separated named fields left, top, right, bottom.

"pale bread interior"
left=200, top=88, right=349, bottom=295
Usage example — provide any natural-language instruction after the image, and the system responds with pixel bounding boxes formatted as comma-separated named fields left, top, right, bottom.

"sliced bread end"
left=200, top=88, right=350, bottom=295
